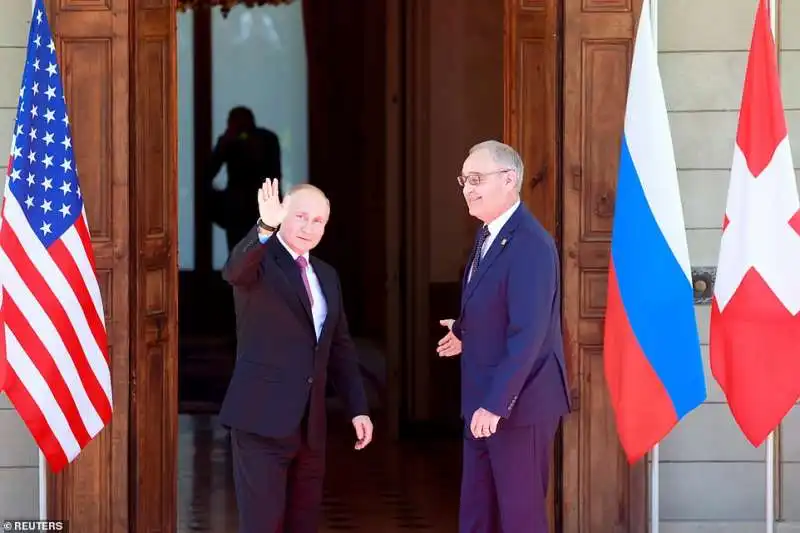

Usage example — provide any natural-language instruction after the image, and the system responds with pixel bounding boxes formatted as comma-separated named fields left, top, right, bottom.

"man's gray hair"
left=468, top=140, right=524, bottom=193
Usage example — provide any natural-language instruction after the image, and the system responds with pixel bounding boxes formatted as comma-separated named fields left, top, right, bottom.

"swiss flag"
left=710, top=0, right=800, bottom=447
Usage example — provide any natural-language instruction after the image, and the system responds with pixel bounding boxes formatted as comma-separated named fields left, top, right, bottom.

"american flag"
left=0, top=0, right=111, bottom=473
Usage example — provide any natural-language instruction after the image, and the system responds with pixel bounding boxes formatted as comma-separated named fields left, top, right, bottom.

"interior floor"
left=177, top=413, right=462, bottom=532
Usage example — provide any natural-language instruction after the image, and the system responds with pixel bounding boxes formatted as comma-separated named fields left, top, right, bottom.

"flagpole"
left=650, top=0, right=658, bottom=46
left=651, top=442, right=659, bottom=533
left=39, top=453, right=46, bottom=519
left=29, top=0, right=48, bottom=521
left=763, top=0, right=776, bottom=525
left=769, top=0, right=776, bottom=37
left=648, top=1, right=659, bottom=532
left=766, top=431, right=774, bottom=533
left=763, top=0, right=778, bottom=521
left=764, top=0, right=776, bottom=523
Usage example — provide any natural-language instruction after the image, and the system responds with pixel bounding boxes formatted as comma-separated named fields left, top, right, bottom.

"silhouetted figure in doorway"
left=207, top=106, right=282, bottom=255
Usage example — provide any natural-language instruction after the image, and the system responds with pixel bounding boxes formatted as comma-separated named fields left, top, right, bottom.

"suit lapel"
left=268, top=238, right=314, bottom=326
left=461, top=205, right=525, bottom=311
left=310, top=256, right=336, bottom=342
left=462, top=239, right=478, bottom=293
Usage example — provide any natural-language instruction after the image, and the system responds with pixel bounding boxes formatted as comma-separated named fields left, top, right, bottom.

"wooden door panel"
left=46, top=2, right=131, bottom=533
left=561, top=0, right=646, bottom=531
left=132, top=2, right=178, bottom=533
left=503, top=0, right=560, bottom=530
left=504, top=0, right=559, bottom=238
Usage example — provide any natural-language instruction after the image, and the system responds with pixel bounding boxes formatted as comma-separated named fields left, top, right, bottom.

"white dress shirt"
left=468, top=200, right=520, bottom=283
left=275, top=233, right=328, bottom=340
left=481, top=200, right=520, bottom=258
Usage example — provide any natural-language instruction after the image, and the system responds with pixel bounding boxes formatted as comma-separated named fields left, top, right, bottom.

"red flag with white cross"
left=710, top=0, right=800, bottom=447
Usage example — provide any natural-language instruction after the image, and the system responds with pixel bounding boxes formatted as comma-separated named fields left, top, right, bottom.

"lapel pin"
left=500, top=237, right=507, bottom=247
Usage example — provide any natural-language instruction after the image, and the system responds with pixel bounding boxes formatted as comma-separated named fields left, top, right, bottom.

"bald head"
left=285, top=183, right=330, bottom=205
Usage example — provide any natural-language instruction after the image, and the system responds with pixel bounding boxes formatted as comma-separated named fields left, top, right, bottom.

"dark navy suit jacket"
left=217, top=227, right=369, bottom=447
left=453, top=203, right=571, bottom=429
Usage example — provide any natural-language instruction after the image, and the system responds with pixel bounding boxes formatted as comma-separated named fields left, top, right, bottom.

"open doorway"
left=176, top=0, right=395, bottom=430
left=174, top=0, right=503, bottom=530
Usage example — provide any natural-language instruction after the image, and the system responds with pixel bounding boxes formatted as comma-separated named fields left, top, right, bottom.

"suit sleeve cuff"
left=452, top=319, right=463, bottom=340
left=482, top=393, right=518, bottom=419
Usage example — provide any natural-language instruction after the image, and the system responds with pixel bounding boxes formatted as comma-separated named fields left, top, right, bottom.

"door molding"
left=503, top=0, right=563, bottom=530
left=384, top=0, right=404, bottom=440
left=401, top=0, right=433, bottom=427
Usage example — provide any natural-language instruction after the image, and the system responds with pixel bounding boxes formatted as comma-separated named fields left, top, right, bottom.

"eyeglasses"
left=456, top=169, right=511, bottom=187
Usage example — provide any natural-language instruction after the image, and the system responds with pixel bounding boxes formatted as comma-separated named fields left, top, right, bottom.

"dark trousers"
left=459, top=419, right=558, bottom=533
left=231, top=418, right=325, bottom=533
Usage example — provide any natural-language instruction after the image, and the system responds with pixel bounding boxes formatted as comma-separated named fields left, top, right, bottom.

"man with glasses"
left=437, top=140, right=571, bottom=532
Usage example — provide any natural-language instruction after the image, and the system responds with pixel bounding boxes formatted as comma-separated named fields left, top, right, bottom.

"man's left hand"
left=470, top=408, right=500, bottom=438
left=352, top=415, right=374, bottom=450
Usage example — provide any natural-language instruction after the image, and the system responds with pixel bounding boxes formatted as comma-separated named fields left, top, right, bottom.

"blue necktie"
left=469, top=225, right=490, bottom=282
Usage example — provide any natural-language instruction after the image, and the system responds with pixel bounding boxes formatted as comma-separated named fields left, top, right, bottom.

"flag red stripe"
left=49, top=239, right=108, bottom=363
left=3, top=292, right=92, bottom=448
left=0, top=300, right=6, bottom=391
left=1, top=108, right=13, bottom=392
left=1, top=224, right=112, bottom=422
left=604, top=262, right=678, bottom=462
left=2, top=363, right=69, bottom=472
left=74, top=215, right=97, bottom=273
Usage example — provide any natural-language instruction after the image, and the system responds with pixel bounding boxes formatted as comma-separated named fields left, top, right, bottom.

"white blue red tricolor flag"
left=603, top=0, right=706, bottom=463
left=710, top=0, right=800, bottom=446
left=0, top=0, right=111, bottom=472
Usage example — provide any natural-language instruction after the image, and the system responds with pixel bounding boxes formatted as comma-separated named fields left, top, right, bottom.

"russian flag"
left=603, top=1, right=706, bottom=463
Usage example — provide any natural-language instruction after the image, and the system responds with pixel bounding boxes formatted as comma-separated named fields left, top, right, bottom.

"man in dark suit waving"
left=219, top=179, right=373, bottom=533
left=437, top=141, right=570, bottom=533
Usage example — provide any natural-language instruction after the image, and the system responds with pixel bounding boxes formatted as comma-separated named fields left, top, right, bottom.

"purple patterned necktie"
left=296, top=256, right=314, bottom=307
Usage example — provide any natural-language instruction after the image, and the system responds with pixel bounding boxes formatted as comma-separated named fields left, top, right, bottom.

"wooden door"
left=46, top=1, right=131, bottom=530
left=504, top=0, right=560, bottom=238
left=560, top=0, right=646, bottom=531
left=46, top=1, right=178, bottom=532
left=503, top=0, right=561, bottom=530
left=130, top=2, right=178, bottom=533
left=505, top=0, right=648, bottom=530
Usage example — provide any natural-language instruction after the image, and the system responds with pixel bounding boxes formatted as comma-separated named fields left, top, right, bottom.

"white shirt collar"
left=485, top=199, right=520, bottom=236
left=276, top=231, right=310, bottom=263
